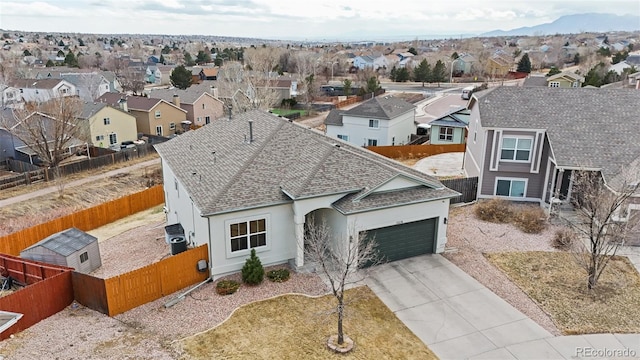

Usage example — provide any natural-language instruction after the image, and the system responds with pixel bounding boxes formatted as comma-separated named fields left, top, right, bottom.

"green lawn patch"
left=270, top=108, right=308, bottom=117
left=486, top=251, right=640, bottom=334
left=179, top=286, right=437, bottom=359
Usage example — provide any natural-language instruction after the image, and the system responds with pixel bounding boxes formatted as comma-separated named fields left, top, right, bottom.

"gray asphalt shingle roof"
left=476, top=86, right=640, bottom=183
left=343, top=96, right=415, bottom=120
left=428, top=107, right=470, bottom=128
left=145, top=82, right=216, bottom=104
left=155, top=110, right=457, bottom=216
left=22, top=228, right=97, bottom=257
left=324, top=109, right=343, bottom=126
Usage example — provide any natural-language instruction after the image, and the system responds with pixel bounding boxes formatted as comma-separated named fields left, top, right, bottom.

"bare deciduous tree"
left=557, top=169, right=640, bottom=289
left=2, top=97, right=87, bottom=197
left=217, top=47, right=283, bottom=111
left=304, top=216, right=379, bottom=350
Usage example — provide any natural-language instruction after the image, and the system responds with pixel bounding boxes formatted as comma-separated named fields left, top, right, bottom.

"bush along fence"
left=73, top=244, right=209, bottom=316
left=2, top=143, right=157, bottom=190
left=0, top=185, right=165, bottom=256
left=0, top=254, right=74, bottom=340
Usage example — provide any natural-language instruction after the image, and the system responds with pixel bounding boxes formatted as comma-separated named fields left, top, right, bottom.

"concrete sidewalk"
left=0, top=158, right=160, bottom=208
left=366, top=255, right=640, bottom=359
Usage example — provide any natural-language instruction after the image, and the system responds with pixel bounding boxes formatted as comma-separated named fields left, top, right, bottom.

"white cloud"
left=0, top=0, right=637, bottom=39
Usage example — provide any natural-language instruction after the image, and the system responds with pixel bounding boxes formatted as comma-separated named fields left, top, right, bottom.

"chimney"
left=210, top=86, right=218, bottom=99
left=118, top=98, right=128, bottom=112
left=173, top=94, right=180, bottom=107
left=248, top=120, right=253, bottom=143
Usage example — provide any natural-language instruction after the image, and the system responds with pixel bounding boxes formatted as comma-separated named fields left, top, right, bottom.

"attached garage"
left=362, top=217, right=437, bottom=265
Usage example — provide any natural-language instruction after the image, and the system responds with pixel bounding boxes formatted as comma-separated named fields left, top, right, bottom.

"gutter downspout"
left=164, top=276, right=212, bottom=308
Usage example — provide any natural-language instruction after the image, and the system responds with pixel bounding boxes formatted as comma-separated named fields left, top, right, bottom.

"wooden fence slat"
left=366, top=143, right=466, bottom=159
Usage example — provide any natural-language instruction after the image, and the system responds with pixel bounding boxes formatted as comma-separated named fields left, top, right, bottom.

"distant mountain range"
left=481, top=13, right=640, bottom=37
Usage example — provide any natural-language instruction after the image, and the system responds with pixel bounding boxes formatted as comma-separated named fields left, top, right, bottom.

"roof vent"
left=247, top=120, right=254, bottom=143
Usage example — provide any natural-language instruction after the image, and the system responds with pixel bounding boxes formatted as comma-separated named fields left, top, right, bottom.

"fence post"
left=25, top=172, right=30, bottom=185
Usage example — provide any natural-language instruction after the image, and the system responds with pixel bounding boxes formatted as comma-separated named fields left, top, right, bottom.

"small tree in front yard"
left=241, top=249, right=264, bottom=285
left=558, top=169, right=640, bottom=290
left=304, top=216, right=379, bottom=351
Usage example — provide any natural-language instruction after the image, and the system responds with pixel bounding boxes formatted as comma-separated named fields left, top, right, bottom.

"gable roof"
left=522, top=75, right=548, bottom=87
left=22, top=228, right=97, bottom=257
left=428, top=107, right=470, bottom=128
left=475, top=86, right=640, bottom=184
left=145, top=82, right=219, bottom=104
left=97, top=93, right=187, bottom=113
left=9, top=78, right=69, bottom=90
left=155, top=110, right=457, bottom=216
left=201, top=67, right=219, bottom=77
left=343, top=96, right=415, bottom=120
left=324, top=109, right=343, bottom=126
left=547, top=71, right=584, bottom=82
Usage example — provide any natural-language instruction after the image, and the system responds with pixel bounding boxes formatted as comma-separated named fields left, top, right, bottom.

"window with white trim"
left=156, top=125, right=163, bottom=136
left=549, top=81, right=560, bottom=88
left=205, top=116, right=211, bottom=124
left=103, top=117, right=110, bottom=125
left=439, top=127, right=454, bottom=141
left=337, top=134, right=349, bottom=141
left=169, top=122, right=176, bottom=130
left=369, top=119, right=379, bottom=128
left=495, top=178, right=527, bottom=198
left=500, top=137, right=532, bottom=162
left=367, top=138, right=378, bottom=146
left=79, top=252, right=88, bottom=263
left=230, top=218, right=266, bottom=252
left=155, top=110, right=161, bottom=118
left=108, top=133, right=117, bottom=145
left=96, top=135, right=104, bottom=141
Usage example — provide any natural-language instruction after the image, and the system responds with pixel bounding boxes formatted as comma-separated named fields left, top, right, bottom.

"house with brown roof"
left=200, top=67, right=219, bottom=81
left=145, top=83, right=225, bottom=127
left=155, top=110, right=458, bottom=278
left=97, top=93, right=187, bottom=137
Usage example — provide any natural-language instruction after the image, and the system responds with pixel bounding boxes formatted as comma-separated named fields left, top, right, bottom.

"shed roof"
left=22, top=228, right=97, bottom=257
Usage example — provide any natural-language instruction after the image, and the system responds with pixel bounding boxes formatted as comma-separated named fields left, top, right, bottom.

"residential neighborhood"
left=1, top=6, right=640, bottom=360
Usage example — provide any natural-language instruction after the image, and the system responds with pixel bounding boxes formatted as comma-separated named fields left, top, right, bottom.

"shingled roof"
left=475, top=86, right=640, bottom=184
left=22, top=228, right=97, bottom=257
left=342, top=96, right=415, bottom=120
left=155, top=110, right=457, bottom=216
left=145, top=82, right=217, bottom=104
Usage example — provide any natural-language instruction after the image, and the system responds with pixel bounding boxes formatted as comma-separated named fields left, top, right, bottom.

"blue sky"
left=0, top=0, right=638, bottom=40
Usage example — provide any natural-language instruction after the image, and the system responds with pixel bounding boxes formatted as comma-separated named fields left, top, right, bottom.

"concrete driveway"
left=365, top=255, right=640, bottom=359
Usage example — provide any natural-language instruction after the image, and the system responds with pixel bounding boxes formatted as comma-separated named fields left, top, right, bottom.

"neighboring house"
left=353, top=55, right=387, bottom=70
left=101, top=71, right=123, bottom=93
left=1, top=85, right=21, bottom=108
left=463, top=87, right=640, bottom=211
left=485, top=53, right=512, bottom=78
left=78, top=102, right=138, bottom=149
left=20, top=228, right=101, bottom=274
left=200, top=67, right=219, bottom=81
left=97, top=93, right=187, bottom=137
left=61, top=73, right=111, bottom=101
left=324, top=95, right=416, bottom=147
left=8, top=78, right=77, bottom=103
left=610, top=61, right=633, bottom=75
left=0, top=109, right=86, bottom=165
left=428, top=107, right=470, bottom=145
left=155, top=110, right=458, bottom=279
left=546, top=72, right=584, bottom=88
left=145, top=83, right=225, bottom=127
left=453, top=53, right=476, bottom=75
left=248, top=78, right=298, bottom=104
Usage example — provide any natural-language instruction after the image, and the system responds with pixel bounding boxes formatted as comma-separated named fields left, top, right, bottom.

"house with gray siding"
left=155, top=110, right=458, bottom=279
left=464, top=86, right=640, bottom=211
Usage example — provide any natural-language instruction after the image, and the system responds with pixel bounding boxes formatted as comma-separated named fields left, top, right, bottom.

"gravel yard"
left=0, top=209, right=328, bottom=359
left=444, top=204, right=564, bottom=335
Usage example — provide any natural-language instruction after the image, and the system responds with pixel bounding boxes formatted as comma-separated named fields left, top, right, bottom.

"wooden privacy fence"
left=3, top=144, right=158, bottom=190
left=0, top=254, right=74, bottom=340
left=0, top=185, right=165, bottom=256
left=367, top=143, right=466, bottom=159
left=73, top=244, right=209, bottom=316
left=441, top=177, right=478, bottom=204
